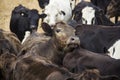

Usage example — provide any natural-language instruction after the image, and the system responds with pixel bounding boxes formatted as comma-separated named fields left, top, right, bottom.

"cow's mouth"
left=68, top=43, right=79, bottom=49
left=64, top=43, right=80, bottom=52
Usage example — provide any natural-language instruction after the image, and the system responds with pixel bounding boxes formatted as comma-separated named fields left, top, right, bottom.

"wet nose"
left=71, top=36, right=79, bottom=42
left=70, top=37, right=75, bottom=41
left=67, top=36, right=80, bottom=45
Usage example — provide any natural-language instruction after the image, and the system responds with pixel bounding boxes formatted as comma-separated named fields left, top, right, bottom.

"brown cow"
left=13, top=55, right=77, bottom=80
left=0, top=53, right=17, bottom=80
left=13, top=55, right=119, bottom=80
left=63, top=47, right=120, bottom=78
left=0, top=29, right=21, bottom=80
left=19, top=31, right=51, bottom=56
left=19, top=22, right=80, bottom=66
left=106, top=0, right=120, bottom=23
left=0, top=29, right=21, bottom=56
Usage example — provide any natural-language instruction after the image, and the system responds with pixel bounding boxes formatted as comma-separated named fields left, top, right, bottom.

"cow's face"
left=81, top=6, right=95, bottom=25
left=10, top=5, right=47, bottom=42
left=53, top=22, right=80, bottom=51
left=28, top=9, right=47, bottom=31
left=43, top=6, right=66, bottom=26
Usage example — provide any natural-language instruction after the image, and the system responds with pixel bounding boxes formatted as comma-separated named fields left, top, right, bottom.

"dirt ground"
left=0, top=0, right=90, bottom=32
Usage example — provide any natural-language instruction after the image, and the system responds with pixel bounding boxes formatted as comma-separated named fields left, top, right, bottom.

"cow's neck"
left=50, top=38, right=66, bottom=66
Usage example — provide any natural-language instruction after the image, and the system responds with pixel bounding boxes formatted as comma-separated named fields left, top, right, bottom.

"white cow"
left=108, top=40, right=120, bottom=59
left=43, top=0, right=72, bottom=26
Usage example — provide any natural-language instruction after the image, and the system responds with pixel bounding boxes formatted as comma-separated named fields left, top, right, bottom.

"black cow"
left=63, top=47, right=120, bottom=78
left=73, top=1, right=114, bottom=25
left=10, top=5, right=46, bottom=42
left=38, top=0, right=49, bottom=9
left=106, top=0, right=120, bottom=23
left=74, top=24, right=120, bottom=54
left=19, top=22, right=80, bottom=66
left=91, top=0, right=112, bottom=14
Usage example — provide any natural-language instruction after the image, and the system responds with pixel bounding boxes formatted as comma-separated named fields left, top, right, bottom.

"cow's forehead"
left=82, top=6, right=95, bottom=18
left=44, top=5, right=59, bottom=14
left=55, top=22, right=75, bottom=32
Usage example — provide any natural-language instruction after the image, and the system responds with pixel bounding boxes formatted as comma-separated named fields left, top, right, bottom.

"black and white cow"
left=37, top=0, right=82, bottom=10
left=75, top=24, right=120, bottom=59
left=10, top=5, right=46, bottom=42
left=108, top=40, right=120, bottom=59
left=73, top=1, right=114, bottom=25
left=43, top=0, right=72, bottom=26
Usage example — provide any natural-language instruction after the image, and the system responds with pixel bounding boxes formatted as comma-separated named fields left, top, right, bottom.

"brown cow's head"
left=106, top=0, right=120, bottom=18
left=42, top=21, right=80, bottom=52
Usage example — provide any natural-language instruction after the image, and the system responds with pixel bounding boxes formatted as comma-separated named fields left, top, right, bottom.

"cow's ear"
left=41, top=22, right=53, bottom=36
left=39, top=13, right=47, bottom=18
left=61, top=11, right=66, bottom=16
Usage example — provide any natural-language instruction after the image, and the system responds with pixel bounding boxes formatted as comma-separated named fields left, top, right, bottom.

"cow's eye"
left=56, top=29, right=61, bottom=33
left=82, top=17, right=86, bottom=21
left=82, top=17, right=87, bottom=24
left=20, top=12, right=25, bottom=16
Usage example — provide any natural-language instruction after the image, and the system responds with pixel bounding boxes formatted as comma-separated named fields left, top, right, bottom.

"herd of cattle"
left=1, top=0, right=120, bottom=80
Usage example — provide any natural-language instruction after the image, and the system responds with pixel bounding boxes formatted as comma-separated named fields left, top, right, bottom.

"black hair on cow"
left=41, top=22, right=53, bottom=36
left=38, top=0, right=49, bottom=9
left=10, top=4, right=46, bottom=42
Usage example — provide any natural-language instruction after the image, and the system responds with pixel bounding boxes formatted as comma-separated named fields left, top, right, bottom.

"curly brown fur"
left=0, top=53, right=17, bottom=80
left=13, top=55, right=75, bottom=80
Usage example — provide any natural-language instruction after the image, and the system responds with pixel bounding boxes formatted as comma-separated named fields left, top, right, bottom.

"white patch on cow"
left=43, top=0, right=72, bottom=26
left=70, top=0, right=76, bottom=10
left=82, top=6, right=95, bottom=25
left=22, top=31, right=30, bottom=44
left=108, top=40, right=120, bottom=59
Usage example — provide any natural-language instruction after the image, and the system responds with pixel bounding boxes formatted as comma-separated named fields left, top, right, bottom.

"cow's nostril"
left=71, top=37, right=75, bottom=41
